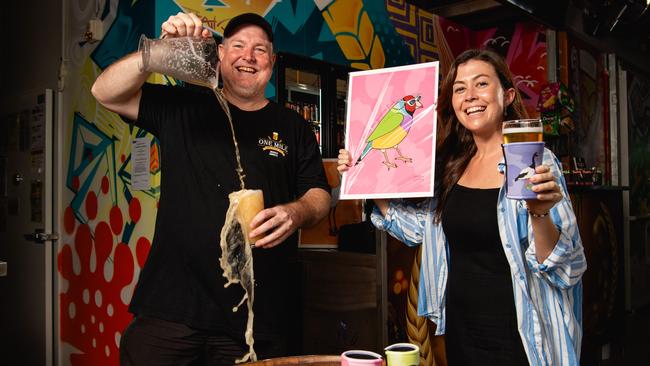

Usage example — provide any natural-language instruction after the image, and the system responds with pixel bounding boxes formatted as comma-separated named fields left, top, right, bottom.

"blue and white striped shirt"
left=371, top=148, right=586, bottom=365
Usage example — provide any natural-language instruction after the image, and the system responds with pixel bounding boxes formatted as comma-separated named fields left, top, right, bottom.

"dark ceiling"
left=405, top=0, right=650, bottom=44
left=404, top=0, right=569, bottom=30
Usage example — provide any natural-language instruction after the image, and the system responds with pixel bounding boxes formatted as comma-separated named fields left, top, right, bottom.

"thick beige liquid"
left=235, top=190, right=264, bottom=245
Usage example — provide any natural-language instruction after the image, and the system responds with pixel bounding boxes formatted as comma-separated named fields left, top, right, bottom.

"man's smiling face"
left=218, top=24, right=275, bottom=103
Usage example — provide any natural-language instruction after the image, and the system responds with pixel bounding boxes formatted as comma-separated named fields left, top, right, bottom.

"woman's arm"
left=524, top=151, right=587, bottom=288
left=526, top=163, right=562, bottom=263
left=337, top=149, right=430, bottom=245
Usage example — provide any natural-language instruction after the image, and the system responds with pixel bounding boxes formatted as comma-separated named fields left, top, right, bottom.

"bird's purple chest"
left=400, top=115, right=413, bottom=129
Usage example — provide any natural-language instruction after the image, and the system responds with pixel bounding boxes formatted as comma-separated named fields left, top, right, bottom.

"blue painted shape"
left=267, top=1, right=346, bottom=65
left=362, top=0, right=414, bottom=67
left=91, top=0, right=157, bottom=70
left=204, top=0, right=226, bottom=6
left=68, top=113, right=115, bottom=223
left=122, top=221, right=135, bottom=245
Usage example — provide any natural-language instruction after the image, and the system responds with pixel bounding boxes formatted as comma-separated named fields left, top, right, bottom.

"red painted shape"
left=135, top=237, right=152, bottom=269
left=59, top=220, right=135, bottom=365
left=86, top=191, right=98, bottom=220
left=109, top=206, right=124, bottom=235
left=72, top=176, right=80, bottom=192
left=101, top=176, right=109, bottom=194
left=64, top=206, right=76, bottom=234
left=129, top=198, right=141, bottom=223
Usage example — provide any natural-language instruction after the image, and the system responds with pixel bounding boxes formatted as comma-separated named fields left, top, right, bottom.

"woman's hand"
left=161, top=12, right=212, bottom=38
left=525, top=165, right=563, bottom=216
left=337, top=149, right=353, bottom=174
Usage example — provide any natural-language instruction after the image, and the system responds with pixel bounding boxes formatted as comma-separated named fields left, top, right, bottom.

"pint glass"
left=502, top=119, right=544, bottom=199
left=502, top=119, right=543, bottom=143
left=231, top=189, right=265, bottom=245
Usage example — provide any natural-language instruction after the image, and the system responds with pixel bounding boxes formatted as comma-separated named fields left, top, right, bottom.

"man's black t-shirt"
left=128, top=83, right=329, bottom=340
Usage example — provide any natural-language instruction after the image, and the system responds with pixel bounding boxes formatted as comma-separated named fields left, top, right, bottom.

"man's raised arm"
left=91, top=12, right=211, bottom=120
left=91, top=52, right=148, bottom=121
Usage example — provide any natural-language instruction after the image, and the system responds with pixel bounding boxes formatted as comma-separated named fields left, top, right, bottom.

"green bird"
left=355, top=94, right=423, bottom=169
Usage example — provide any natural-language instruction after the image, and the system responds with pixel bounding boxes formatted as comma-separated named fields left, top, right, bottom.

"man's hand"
left=248, top=204, right=302, bottom=249
left=248, top=188, right=330, bottom=249
left=161, top=12, right=212, bottom=38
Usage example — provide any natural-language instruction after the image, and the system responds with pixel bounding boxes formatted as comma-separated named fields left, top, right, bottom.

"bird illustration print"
left=514, top=152, right=539, bottom=190
left=355, top=95, right=423, bottom=169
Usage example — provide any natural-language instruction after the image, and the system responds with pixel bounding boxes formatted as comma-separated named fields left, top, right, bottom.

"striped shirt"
left=371, top=148, right=586, bottom=366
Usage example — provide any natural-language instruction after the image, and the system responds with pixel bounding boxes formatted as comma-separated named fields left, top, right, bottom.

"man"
left=92, top=12, right=331, bottom=365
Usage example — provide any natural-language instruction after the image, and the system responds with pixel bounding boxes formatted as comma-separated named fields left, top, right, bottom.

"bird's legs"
left=394, top=146, right=412, bottom=163
left=381, top=150, right=398, bottom=169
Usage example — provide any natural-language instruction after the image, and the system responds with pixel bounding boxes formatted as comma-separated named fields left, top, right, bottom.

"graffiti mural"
left=434, top=16, right=547, bottom=118
left=386, top=0, right=438, bottom=64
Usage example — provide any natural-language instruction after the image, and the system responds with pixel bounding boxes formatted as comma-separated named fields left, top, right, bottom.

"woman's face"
left=451, top=59, right=515, bottom=136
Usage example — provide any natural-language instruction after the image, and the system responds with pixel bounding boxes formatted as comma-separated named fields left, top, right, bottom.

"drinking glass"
left=139, top=35, right=218, bottom=89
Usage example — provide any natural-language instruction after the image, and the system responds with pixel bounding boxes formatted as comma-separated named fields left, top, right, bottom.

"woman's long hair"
left=434, top=49, right=528, bottom=222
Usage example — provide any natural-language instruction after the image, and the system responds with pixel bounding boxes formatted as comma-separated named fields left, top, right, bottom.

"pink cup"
left=341, top=350, right=383, bottom=366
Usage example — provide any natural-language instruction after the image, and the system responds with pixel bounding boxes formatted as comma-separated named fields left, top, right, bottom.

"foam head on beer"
left=502, top=119, right=543, bottom=144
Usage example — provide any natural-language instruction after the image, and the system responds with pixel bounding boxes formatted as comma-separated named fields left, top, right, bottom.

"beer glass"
left=232, top=189, right=265, bottom=245
left=138, top=35, right=219, bottom=89
left=502, top=119, right=543, bottom=143
left=502, top=119, right=544, bottom=199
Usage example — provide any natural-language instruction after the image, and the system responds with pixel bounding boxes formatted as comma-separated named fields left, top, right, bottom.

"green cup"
left=384, top=343, right=419, bottom=366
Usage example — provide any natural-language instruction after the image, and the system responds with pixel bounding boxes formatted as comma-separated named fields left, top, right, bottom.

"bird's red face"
left=403, top=95, right=422, bottom=115
left=451, top=60, right=515, bottom=136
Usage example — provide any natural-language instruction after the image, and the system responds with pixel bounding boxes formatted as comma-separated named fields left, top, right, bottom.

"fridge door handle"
left=23, top=229, right=59, bottom=243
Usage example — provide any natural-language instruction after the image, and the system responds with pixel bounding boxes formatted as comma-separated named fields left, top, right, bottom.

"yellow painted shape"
left=174, top=0, right=277, bottom=35
left=335, top=34, right=366, bottom=60
left=351, top=62, right=370, bottom=70
left=371, top=128, right=407, bottom=150
left=370, top=36, right=385, bottom=69
left=322, top=0, right=363, bottom=35
left=318, top=0, right=385, bottom=70
left=358, top=11, right=374, bottom=54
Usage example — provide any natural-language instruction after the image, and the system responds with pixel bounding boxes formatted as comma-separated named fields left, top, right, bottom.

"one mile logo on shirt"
left=258, top=132, right=288, bottom=157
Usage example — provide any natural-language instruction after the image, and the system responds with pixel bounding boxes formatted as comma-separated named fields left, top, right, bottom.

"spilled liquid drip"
left=214, top=86, right=257, bottom=363
left=213, top=87, right=246, bottom=190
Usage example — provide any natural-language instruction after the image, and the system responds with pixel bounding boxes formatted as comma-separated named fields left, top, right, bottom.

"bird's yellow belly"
left=371, top=128, right=407, bottom=149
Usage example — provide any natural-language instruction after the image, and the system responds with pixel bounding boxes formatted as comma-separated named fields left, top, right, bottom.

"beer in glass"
left=502, top=119, right=544, bottom=199
left=502, top=119, right=543, bottom=143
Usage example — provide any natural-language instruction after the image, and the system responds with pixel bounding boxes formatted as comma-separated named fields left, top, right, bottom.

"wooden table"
left=243, top=355, right=341, bottom=365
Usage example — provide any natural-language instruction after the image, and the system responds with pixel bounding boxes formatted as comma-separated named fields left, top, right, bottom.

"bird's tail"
left=355, top=142, right=373, bottom=165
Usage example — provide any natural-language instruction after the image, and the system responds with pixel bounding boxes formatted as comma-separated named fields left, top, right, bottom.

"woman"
left=338, top=49, right=586, bottom=365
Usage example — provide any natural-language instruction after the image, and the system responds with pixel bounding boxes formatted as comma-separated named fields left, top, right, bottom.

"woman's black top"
left=441, top=184, right=529, bottom=365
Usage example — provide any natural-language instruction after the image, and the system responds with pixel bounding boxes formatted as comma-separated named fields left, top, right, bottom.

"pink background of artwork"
left=341, top=62, right=438, bottom=199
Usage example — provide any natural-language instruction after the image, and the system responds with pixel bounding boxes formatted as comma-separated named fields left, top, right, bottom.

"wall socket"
left=0, top=261, right=7, bottom=277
